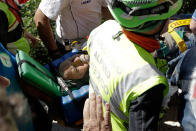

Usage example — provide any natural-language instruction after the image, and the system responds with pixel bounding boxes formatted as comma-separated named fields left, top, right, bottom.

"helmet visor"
left=106, top=0, right=171, bottom=16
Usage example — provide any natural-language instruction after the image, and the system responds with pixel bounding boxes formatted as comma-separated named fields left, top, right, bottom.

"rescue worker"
left=158, top=14, right=196, bottom=131
left=85, top=0, right=182, bottom=130
left=0, top=0, right=38, bottom=55
left=34, top=0, right=112, bottom=60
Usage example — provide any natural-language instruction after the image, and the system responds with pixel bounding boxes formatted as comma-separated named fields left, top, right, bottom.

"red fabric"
left=122, top=28, right=160, bottom=52
left=4, top=0, right=22, bottom=23
left=7, top=0, right=19, bottom=9
left=9, top=8, right=22, bottom=23
left=18, top=0, right=29, bottom=4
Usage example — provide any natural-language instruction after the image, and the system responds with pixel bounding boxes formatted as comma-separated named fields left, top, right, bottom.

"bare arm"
left=34, top=8, right=58, bottom=52
left=190, top=19, right=196, bottom=37
left=24, top=30, right=40, bottom=47
left=190, top=10, right=196, bottom=37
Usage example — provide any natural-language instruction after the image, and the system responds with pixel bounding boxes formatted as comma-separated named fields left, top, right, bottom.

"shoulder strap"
left=48, top=63, right=83, bottom=116
left=48, top=63, right=76, bottom=98
left=168, top=19, right=191, bottom=53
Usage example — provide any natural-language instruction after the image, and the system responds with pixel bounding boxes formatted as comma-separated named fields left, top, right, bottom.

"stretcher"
left=16, top=50, right=89, bottom=126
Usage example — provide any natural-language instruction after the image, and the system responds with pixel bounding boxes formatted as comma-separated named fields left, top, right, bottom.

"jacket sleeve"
left=39, top=0, right=68, bottom=20
left=128, top=85, right=164, bottom=131
left=0, top=9, right=8, bottom=45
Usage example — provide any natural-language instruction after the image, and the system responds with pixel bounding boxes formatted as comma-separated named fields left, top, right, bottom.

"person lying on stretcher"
left=58, top=53, right=89, bottom=80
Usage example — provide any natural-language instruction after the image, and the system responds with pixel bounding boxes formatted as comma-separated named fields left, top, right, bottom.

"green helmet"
left=107, top=0, right=183, bottom=32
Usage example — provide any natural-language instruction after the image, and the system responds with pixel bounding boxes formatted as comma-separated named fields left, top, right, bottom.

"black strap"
left=48, top=63, right=75, bottom=98
left=76, top=50, right=88, bottom=54
left=7, top=23, right=23, bottom=43
left=0, top=10, right=8, bottom=46
left=18, top=59, right=79, bottom=105
left=18, top=60, right=56, bottom=82
left=56, top=76, right=75, bottom=100
left=48, top=63, right=83, bottom=115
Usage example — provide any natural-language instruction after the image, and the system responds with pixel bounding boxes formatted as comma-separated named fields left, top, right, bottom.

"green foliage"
left=29, top=44, right=52, bottom=65
left=179, top=0, right=196, bottom=14
left=21, top=0, right=53, bottom=65
left=21, top=0, right=41, bottom=36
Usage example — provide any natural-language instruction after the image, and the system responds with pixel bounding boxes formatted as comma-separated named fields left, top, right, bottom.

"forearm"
left=24, top=30, right=40, bottom=46
left=34, top=8, right=57, bottom=51
left=128, top=85, right=164, bottom=131
left=101, top=7, right=113, bottom=21
left=190, top=19, right=196, bottom=37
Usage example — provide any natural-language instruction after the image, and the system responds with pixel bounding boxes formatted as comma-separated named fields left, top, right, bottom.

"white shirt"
left=39, top=0, right=107, bottom=42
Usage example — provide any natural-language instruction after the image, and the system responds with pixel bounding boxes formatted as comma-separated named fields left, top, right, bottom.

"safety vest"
left=168, top=19, right=191, bottom=53
left=0, top=1, right=30, bottom=54
left=87, top=20, right=168, bottom=131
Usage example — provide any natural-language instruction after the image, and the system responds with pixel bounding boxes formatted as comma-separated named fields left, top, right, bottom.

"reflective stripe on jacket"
left=87, top=20, right=168, bottom=131
left=0, top=1, right=30, bottom=54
